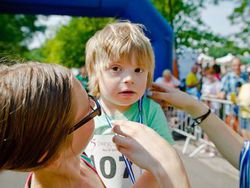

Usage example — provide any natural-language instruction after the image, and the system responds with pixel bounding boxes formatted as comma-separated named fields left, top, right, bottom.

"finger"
left=116, top=146, right=132, bottom=161
left=112, top=124, right=128, bottom=137
left=112, top=119, right=133, bottom=127
left=151, top=91, right=183, bottom=109
left=114, top=144, right=136, bottom=163
left=112, top=135, right=131, bottom=148
left=151, top=83, right=167, bottom=92
left=150, top=91, right=171, bottom=101
left=112, top=120, right=140, bottom=137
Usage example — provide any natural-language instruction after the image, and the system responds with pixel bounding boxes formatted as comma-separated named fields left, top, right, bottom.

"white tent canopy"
left=216, top=53, right=235, bottom=64
left=197, top=53, right=214, bottom=62
left=197, top=53, right=214, bottom=67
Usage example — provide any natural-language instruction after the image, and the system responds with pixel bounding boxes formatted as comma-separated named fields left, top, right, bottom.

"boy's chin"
left=117, top=99, right=139, bottom=107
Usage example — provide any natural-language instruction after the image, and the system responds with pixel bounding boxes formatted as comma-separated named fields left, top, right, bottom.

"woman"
left=155, top=69, right=180, bottom=89
left=0, top=62, right=190, bottom=188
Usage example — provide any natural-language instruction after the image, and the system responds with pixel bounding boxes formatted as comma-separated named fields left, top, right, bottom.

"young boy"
left=85, top=21, right=174, bottom=187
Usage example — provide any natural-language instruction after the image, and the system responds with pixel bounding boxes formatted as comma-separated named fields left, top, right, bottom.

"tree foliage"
left=151, top=0, right=249, bottom=57
left=152, top=0, right=222, bottom=49
left=0, top=14, right=44, bottom=60
left=41, top=17, right=114, bottom=67
left=1, top=1, right=247, bottom=66
left=229, top=0, right=250, bottom=47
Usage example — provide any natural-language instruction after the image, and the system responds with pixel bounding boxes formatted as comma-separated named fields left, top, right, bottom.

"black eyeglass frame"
left=68, top=95, right=101, bottom=134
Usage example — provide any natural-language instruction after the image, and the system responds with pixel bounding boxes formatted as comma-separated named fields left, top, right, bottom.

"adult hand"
left=149, top=83, right=208, bottom=117
left=112, top=120, right=190, bottom=188
left=112, top=120, right=174, bottom=171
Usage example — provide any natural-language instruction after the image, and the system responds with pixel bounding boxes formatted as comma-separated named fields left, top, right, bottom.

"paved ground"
left=175, top=140, right=239, bottom=188
left=0, top=140, right=239, bottom=188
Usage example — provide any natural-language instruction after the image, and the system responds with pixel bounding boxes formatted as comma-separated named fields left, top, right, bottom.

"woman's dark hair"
left=0, top=62, right=74, bottom=171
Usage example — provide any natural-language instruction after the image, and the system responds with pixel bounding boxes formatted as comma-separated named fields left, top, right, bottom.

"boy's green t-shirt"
left=94, top=97, right=174, bottom=144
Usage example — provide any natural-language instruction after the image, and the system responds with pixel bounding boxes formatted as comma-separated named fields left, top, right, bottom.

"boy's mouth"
left=118, top=90, right=136, bottom=97
left=119, top=90, right=135, bottom=94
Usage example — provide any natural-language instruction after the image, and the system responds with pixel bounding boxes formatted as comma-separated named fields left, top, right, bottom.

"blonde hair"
left=163, top=69, right=171, bottom=77
left=0, top=62, right=75, bottom=171
left=85, top=21, right=155, bottom=97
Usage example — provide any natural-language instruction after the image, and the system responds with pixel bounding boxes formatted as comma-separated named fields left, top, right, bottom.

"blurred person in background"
left=201, top=67, right=221, bottom=115
left=218, top=57, right=247, bottom=132
left=185, top=64, right=201, bottom=97
left=76, top=65, right=89, bottom=92
left=237, top=72, right=250, bottom=133
left=219, top=57, right=247, bottom=100
left=155, top=69, right=180, bottom=89
left=212, top=63, right=222, bottom=81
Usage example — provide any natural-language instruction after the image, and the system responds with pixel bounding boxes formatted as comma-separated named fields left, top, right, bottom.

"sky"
left=29, top=1, right=240, bottom=49
left=201, top=1, right=240, bottom=36
left=29, top=16, right=70, bottom=49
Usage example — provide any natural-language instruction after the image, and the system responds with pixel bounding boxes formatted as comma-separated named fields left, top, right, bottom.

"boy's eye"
left=111, top=66, right=121, bottom=72
left=135, top=68, right=144, bottom=73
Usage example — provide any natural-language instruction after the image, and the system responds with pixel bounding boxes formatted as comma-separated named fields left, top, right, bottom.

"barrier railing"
left=165, top=96, right=243, bottom=157
left=201, top=96, right=242, bottom=132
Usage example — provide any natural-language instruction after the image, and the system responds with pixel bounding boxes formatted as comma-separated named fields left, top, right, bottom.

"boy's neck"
left=99, top=97, right=131, bottom=116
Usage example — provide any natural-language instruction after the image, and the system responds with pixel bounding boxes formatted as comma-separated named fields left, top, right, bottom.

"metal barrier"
left=201, top=96, right=242, bottom=132
left=165, top=96, right=242, bottom=157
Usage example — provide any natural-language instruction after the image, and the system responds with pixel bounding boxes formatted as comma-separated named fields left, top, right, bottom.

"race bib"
left=85, top=135, right=142, bottom=188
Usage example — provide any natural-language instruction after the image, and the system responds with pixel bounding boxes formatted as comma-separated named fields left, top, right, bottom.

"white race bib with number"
left=85, top=135, right=142, bottom=188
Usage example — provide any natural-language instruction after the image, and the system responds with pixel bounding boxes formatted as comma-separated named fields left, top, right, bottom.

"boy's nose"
left=124, top=79, right=134, bottom=84
left=123, top=74, right=134, bottom=85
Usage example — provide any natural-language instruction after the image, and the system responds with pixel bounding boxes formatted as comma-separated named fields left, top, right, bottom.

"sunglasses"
left=68, top=95, right=101, bottom=134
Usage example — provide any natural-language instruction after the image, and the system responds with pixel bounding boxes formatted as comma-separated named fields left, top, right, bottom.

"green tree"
left=42, top=17, right=114, bottom=67
left=151, top=0, right=249, bottom=57
left=152, top=0, right=225, bottom=51
left=0, top=14, right=45, bottom=60
left=229, top=0, right=250, bottom=47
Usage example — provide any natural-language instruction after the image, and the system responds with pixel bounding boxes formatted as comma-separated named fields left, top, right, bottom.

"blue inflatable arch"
left=0, top=0, right=173, bottom=79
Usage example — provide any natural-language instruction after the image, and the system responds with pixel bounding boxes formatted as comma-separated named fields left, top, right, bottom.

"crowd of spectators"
left=156, top=57, right=250, bottom=134
left=154, top=57, right=250, bottom=156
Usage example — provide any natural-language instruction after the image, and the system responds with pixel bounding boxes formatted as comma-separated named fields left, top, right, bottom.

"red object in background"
left=225, top=115, right=239, bottom=132
left=172, top=53, right=179, bottom=79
